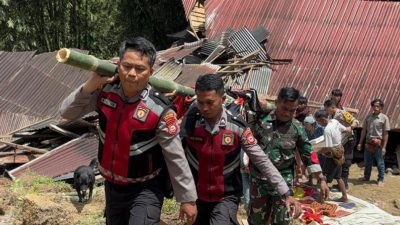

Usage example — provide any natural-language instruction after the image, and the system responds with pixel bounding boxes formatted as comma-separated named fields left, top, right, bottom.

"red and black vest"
left=182, top=107, right=245, bottom=202
left=96, top=83, right=171, bottom=185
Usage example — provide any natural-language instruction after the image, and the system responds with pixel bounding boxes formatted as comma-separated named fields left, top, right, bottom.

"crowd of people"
left=60, top=37, right=391, bottom=225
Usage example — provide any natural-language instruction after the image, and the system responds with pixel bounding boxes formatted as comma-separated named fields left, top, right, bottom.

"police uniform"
left=249, top=111, right=322, bottom=225
left=180, top=105, right=289, bottom=225
left=60, top=82, right=197, bottom=225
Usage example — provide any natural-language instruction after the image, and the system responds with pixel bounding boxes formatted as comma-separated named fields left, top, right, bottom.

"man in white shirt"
left=315, top=110, right=351, bottom=202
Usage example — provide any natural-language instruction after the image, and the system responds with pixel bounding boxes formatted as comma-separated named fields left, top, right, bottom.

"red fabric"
left=97, top=92, right=159, bottom=183
left=186, top=126, right=241, bottom=202
left=172, top=96, right=186, bottom=119
left=310, top=151, right=320, bottom=164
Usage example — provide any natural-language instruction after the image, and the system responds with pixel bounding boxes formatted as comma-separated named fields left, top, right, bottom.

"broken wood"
left=0, top=140, right=48, bottom=154
left=49, top=124, right=80, bottom=138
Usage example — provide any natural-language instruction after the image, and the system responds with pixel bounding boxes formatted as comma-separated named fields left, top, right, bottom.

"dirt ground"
left=0, top=163, right=399, bottom=225
left=346, top=163, right=400, bottom=216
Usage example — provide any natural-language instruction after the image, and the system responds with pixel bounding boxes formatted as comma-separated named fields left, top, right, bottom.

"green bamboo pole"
left=56, top=48, right=195, bottom=96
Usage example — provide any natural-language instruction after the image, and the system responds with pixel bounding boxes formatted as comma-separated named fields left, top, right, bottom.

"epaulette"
left=149, top=88, right=173, bottom=109
left=228, top=113, right=248, bottom=128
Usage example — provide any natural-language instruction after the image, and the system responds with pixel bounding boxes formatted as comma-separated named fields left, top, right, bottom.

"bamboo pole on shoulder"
left=56, top=48, right=195, bottom=96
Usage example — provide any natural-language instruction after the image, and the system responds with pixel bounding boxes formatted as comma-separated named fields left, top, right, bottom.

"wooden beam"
left=0, top=140, right=48, bottom=154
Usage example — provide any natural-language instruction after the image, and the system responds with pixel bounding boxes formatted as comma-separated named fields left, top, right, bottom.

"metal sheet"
left=9, top=135, right=98, bottom=178
left=204, top=0, right=400, bottom=128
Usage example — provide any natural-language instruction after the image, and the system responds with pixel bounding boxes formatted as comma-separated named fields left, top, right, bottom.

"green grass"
left=11, top=172, right=72, bottom=195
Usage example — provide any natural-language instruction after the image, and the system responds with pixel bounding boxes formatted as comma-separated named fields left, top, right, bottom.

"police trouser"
left=194, top=195, right=240, bottom=225
left=104, top=177, right=164, bottom=225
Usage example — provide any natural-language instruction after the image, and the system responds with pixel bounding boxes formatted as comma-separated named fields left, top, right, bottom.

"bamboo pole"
left=56, top=48, right=195, bottom=96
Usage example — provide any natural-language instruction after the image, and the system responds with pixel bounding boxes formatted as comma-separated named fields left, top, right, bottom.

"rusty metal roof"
left=175, top=63, right=220, bottom=87
left=204, top=0, right=400, bottom=128
left=0, top=50, right=91, bottom=135
left=181, top=0, right=198, bottom=19
left=9, top=135, right=98, bottom=178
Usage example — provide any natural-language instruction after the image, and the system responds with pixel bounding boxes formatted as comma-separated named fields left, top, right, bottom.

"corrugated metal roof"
left=156, top=45, right=200, bottom=65
left=230, top=66, right=272, bottom=95
left=0, top=50, right=91, bottom=135
left=204, top=0, right=400, bottom=128
left=181, top=0, right=198, bottom=19
left=228, top=27, right=269, bottom=61
left=153, top=60, right=183, bottom=80
left=9, top=135, right=98, bottom=178
left=175, top=63, right=220, bottom=86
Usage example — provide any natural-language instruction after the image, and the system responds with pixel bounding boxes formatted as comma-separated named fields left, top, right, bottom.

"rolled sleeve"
left=241, top=128, right=289, bottom=196
left=156, top=109, right=197, bottom=202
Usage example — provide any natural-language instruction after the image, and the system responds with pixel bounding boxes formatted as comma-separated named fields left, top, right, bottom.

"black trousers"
left=342, top=135, right=356, bottom=185
left=104, top=178, right=164, bottom=225
left=194, top=195, right=240, bottom=225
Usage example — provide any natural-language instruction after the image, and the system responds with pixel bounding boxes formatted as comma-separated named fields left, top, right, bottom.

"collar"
left=117, top=83, right=151, bottom=103
left=198, top=106, right=227, bottom=134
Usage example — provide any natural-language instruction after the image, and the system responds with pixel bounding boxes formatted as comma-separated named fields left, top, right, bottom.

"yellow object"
left=294, top=187, right=305, bottom=199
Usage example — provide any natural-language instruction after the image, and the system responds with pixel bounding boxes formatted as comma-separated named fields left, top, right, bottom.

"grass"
left=11, top=172, right=72, bottom=196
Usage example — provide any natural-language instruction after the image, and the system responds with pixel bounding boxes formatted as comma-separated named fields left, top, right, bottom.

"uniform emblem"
left=163, top=112, right=179, bottom=135
left=133, top=106, right=150, bottom=122
left=222, top=133, right=234, bottom=146
left=243, top=128, right=256, bottom=145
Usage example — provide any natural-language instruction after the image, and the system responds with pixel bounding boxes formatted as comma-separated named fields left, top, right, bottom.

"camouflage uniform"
left=332, top=109, right=359, bottom=187
left=249, top=111, right=322, bottom=225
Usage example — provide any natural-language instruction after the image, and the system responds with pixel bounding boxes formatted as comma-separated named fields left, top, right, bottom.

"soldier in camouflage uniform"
left=248, top=87, right=330, bottom=225
left=324, top=99, right=359, bottom=188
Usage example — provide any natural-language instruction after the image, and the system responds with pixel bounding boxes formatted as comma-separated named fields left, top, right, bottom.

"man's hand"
left=356, top=143, right=362, bottom=151
left=82, top=72, right=118, bottom=93
left=285, top=196, right=302, bottom=219
left=179, top=202, right=197, bottom=225
left=319, top=180, right=330, bottom=203
left=382, top=148, right=386, bottom=156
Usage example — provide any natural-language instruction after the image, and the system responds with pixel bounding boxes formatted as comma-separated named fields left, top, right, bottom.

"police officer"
left=180, top=74, right=301, bottom=225
left=249, top=87, right=330, bottom=225
left=60, top=37, right=197, bottom=225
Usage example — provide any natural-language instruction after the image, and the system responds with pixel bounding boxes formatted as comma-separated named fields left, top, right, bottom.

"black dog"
left=74, top=158, right=97, bottom=202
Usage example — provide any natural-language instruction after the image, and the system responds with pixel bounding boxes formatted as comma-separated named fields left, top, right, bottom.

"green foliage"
left=0, top=0, right=188, bottom=58
left=11, top=172, right=72, bottom=196
left=161, top=197, right=180, bottom=215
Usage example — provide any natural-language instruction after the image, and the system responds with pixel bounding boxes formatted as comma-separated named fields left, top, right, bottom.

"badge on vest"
left=163, top=112, right=178, bottom=135
left=100, top=98, right=117, bottom=109
left=222, top=133, right=234, bottom=146
left=133, top=106, right=150, bottom=122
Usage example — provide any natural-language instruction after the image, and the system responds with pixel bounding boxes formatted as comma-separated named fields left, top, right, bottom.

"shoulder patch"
left=163, top=112, right=178, bottom=135
left=243, top=128, right=256, bottom=145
